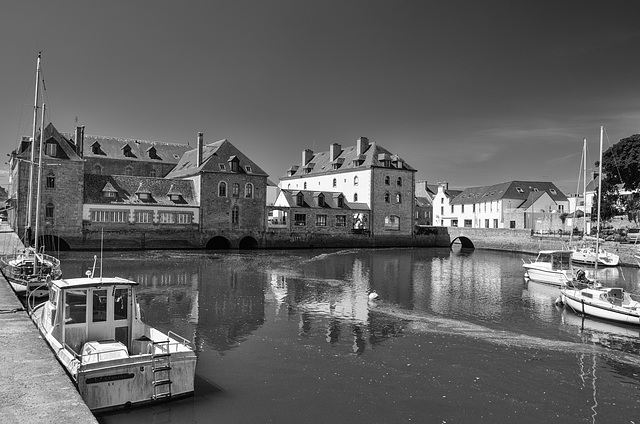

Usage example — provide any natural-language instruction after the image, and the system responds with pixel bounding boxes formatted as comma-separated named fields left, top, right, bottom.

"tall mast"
left=594, top=126, right=604, bottom=277
left=582, top=138, right=587, bottom=236
left=34, top=103, right=45, bottom=260
left=26, top=52, right=42, bottom=245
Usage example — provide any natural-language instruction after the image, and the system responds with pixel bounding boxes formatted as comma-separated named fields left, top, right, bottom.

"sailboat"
left=561, top=126, right=640, bottom=325
left=570, top=138, right=620, bottom=267
left=0, top=52, right=62, bottom=299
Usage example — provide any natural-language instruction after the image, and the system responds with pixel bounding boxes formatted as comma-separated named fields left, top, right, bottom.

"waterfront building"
left=432, top=182, right=463, bottom=227
left=279, top=137, right=416, bottom=240
left=414, top=180, right=438, bottom=226
left=442, top=180, right=569, bottom=230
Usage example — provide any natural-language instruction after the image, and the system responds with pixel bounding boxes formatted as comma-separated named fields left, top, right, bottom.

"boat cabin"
left=47, top=277, right=139, bottom=355
left=534, top=250, right=572, bottom=271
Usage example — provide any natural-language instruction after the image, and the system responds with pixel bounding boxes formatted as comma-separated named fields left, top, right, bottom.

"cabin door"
left=86, top=287, right=132, bottom=348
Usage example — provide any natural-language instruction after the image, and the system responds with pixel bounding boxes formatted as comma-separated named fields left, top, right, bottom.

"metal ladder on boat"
left=152, top=340, right=172, bottom=400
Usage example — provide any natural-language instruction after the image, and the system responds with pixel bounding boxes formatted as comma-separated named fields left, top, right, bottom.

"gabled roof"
left=450, top=181, right=567, bottom=205
left=281, top=141, right=415, bottom=179
left=84, top=174, right=198, bottom=206
left=68, top=132, right=190, bottom=164
left=518, top=190, right=550, bottom=210
left=165, top=139, right=268, bottom=178
left=415, top=196, right=432, bottom=207
left=14, top=123, right=83, bottom=162
left=275, top=189, right=369, bottom=210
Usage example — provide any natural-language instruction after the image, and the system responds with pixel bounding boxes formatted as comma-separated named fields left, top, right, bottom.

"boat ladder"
left=151, top=340, right=172, bottom=400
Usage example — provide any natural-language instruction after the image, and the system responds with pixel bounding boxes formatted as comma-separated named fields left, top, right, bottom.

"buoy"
left=368, top=291, right=379, bottom=301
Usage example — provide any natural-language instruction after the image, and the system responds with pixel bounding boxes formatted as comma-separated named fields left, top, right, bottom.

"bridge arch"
left=206, top=236, right=231, bottom=250
left=450, top=236, right=475, bottom=249
left=239, top=236, right=259, bottom=249
left=38, top=234, right=71, bottom=252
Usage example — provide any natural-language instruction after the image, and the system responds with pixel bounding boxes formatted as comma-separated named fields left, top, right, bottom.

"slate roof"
left=518, top=191, right=548, bottom=209
left=84, top=174, right=198, bottom=206
left=165, top=139, right=268, bottom=179
left=450, top=181, right=567, bottom=206
left=277, top=189, right=370, bottom=210
left=415, top=196, right=432, bottom=207
left=281, top=141, right=415, bottom=178
left=15, top=123, right=83, bottom=162
left=64, top=132, right=190, bottom=164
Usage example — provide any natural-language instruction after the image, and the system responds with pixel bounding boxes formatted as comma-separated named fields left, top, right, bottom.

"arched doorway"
left=239, top=236, right=258, bottom=249
left=39, top=234, right=71, bottom=252
left=206, top=236, right=231, bottom=249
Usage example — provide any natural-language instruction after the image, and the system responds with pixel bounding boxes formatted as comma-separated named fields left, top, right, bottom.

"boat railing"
left=167, top=330, right=194, bottom=351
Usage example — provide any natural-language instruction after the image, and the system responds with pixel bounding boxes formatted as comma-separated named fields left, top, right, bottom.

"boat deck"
left=0, top=223, right=97, bottom=423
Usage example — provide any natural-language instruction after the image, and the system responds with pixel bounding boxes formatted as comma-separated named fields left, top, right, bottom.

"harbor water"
left=55, top=247, right=640, bottom=424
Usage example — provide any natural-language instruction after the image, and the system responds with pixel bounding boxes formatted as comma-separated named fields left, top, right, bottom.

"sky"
left=2, top=1, right=640, bottom=195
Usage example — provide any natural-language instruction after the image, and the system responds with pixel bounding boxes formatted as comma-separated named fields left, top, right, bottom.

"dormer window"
left=245, top=165, right=252, bottom=173
left=228, top=156, right=239, bottom=172
left=91, top=142, right=104, bottom=155
left=219, top=164, right=226, bottom=171
left=45, top=141, right=57, bottom=157
left=296, top=193, right=304, bottom=207
left=122, top=144, right=135, bottom=158
left=550, top=189, right=557, bottom=195
left=102, top=182, right=117, bottom=199
left=533, top=188, right=539, bottom=192
left=317, top=193, right=325, bottom=207
left=137, top=192, right=151, bottom=200
left=337, top=196, right=344, bottom=208
left=516, top=187, right=524, bottom=193
left=169, top=193, right=182, bottom=202
left=147, top=146, right=160, bottom=160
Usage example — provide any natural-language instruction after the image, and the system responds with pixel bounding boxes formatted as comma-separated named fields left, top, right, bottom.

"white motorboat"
left=571, top=244, right=619, bottom=267
left=31, top=274, right=197, bottom=412
left=522, top=249, right=574, bottom=286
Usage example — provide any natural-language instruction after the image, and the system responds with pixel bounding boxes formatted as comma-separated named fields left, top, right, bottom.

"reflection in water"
left=58, top=249, right=640, bottom=424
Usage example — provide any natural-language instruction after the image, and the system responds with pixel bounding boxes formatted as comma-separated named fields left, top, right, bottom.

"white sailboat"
left=570, top=138, right=620, bottom=267
left=0, top=52, right=62, bottom=299
left=561, top=126, right=640, bottom=325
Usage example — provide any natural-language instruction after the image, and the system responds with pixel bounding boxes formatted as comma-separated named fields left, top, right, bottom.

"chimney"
left=302, top=149, right=314, bottom=166
left=329, top=143, right=341, bottom=161
left=356, top=137, right=369, bottom=155
left=75, top=126, right=85, bottom=157
left=438, top=181, right=449, bottom=191
left=197, top=132, right=204, bottom=167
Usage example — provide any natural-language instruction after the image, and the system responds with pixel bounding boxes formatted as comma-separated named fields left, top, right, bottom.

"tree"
left=600, top=134, right=640, bottom=221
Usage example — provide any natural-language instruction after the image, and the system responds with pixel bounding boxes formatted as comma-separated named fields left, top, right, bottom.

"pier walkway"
left=0, top=223, right=97, bottom=423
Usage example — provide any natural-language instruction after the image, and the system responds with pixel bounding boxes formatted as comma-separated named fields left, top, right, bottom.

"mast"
left=582, top=138, right=587, bottom=236
left=594, top=126, right=604, bottom=278
left=26, top=52, right=42, bottom=246
left=34, top=103, right=45, bottom=272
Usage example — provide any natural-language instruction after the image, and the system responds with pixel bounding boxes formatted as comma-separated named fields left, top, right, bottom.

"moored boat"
left=30, top=274, right=197, bottom=412
left=561, top=284, right=640, bottom=325
left=522, top=249, right=574, bottom=286
left=571, top=244, right=620, bottom=267
left=0, top=246, right=61, bottom=298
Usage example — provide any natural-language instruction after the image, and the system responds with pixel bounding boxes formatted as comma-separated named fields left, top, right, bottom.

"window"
left=65, top=289, right=87, bottom=324
left=296, top=193, right=304, bottom=206
left=384, top=192, right=390, bottom=203
left=461, top=204, right=465, bottom=213
left=473, top=204, right=476, bottom=212
left=516, top=187, right=524, bottom=193
left=245, top=165, right=252, bottom=173
left=294, top=213, right=306, bottom=226
left=332, top=178, right=337, bottom=188
left=336, top=215, right=346, bottom=226
left=558, top=205, right=564, bottom=212
left=92, top=289, right=107, bottom=322
left=510, top=220, right=516, bottom=229
left=218, top=182, right=227, bottom=197
left=232, top=207, right=239, bottom=224
left=45, top=203, right=54, bottom=221
left=485, top=219, right=490, bottom=228
left=123, top=145, right=134, bottom=158
left=245, top=183, right=253, bottom=198
left=452, top=219, right=458, bottom=227
left=46, top=172, right=55, bottom=189
left=91, top=143, right=102, bottom=155
left=113, top=288, right=128, bottom=321
left=93, top=164, right=102, bottom=175
left=451, top=205, right=454, bottom=213
left=159, top=212, right=175, bottom=223
left=149, top=169, right=157, bottom=177
left=230, top=160, right=238, bottom=172
left=137, top=192, right=151, bottom=201
left=232, top=183, right=240, bottom=197
left=317, top=194, right=325, bottom=207
left=493, top=219, right=498, bottom=228
left=45, top=142, right=57, bottom=157
left=397, top=177, right=402, bottom=186
left=316, top=214, right=327, bottom=226
left=396, top=193, right=402, bottom=203
left=104, top=191, right=116, bottom=199
left=353, top=193, right=358, bottom=202
left=384, top=215, right=400, bottom=230
left=385, top=176, right=390, bottom=185
left=219, top=164, right=226, bottom=171
left=354, top=176, right=359, bottom=186
left=125, top=166, right=133, bottom=176
left=337, top=197, right=344, bottom=207
left=136, top=211, right=152, bottom=223
left=464, top=219, right=472, bottom=227
left=550, top=189, right=557, bottom=195
left=177, top=213, right=192, bottom=224
left=91, top=210, right=127, bottom=223
left=304, top=182, right=307, bottom=189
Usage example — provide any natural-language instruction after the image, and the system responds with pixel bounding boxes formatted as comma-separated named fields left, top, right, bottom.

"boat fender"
left=554, top=296, right=563, bottom=306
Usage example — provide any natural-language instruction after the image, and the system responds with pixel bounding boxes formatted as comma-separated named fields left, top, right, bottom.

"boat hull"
left=523, top=263, right=571, bottom=286
left=562, top=290, right=640, bottom=325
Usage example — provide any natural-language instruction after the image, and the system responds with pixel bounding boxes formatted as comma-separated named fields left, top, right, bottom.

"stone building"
left=278, top=137, right=415, bottom=241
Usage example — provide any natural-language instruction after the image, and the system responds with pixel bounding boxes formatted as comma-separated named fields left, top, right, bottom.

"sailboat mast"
left=582, top=138, right=587, bottom=236
left=26, top=52, right=42, bottom=245
left=34, top=103, right=45, bottom=263
left=594, top=126, right=604, bottom=276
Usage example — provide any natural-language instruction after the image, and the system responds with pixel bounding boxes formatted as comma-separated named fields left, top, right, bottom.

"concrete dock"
left=0, top=224, right=97, bottom=423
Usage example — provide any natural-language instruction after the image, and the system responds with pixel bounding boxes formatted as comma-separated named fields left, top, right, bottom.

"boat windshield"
left=552, top=252, right=571, bottom=270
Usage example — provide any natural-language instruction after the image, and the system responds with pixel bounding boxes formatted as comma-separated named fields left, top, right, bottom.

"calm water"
left=56, top=247, right=640, bottom=424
